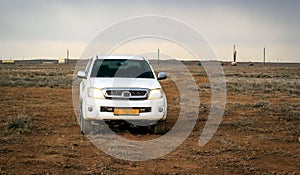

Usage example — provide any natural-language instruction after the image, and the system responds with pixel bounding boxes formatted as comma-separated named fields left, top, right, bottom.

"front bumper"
left=83, top=97, right=167, bottom=121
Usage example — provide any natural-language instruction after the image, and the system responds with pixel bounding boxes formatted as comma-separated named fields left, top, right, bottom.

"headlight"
left=148, top=89, right=163, bottom=100
left=88, top=88, right=105, bottom=99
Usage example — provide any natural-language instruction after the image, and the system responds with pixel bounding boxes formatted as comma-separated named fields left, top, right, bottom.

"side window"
left=84, top=58, right=93, bottom=76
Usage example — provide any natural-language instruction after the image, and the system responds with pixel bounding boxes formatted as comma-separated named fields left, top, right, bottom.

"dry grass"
left=225, top=66, right=300, bottom=95
left=0, top=61, right=299, bottom=174
left=0, top=63, right=75, bottom=88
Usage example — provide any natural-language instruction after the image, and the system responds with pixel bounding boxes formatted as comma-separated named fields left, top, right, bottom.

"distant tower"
left=263, top=47, right=266, bottom=66
left=158, top=48, right=160, bottom=66
left=66, top=50, right=69, bottom=64
left=231, top=45, right=237, bottom=66
left=233, top=45, right=237, bottom=62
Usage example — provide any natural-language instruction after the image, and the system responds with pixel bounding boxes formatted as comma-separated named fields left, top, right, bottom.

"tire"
left=80, top=104, right=92, bottom=135
left=90, top=121, right=108, bottom=135
left=151, top=120, right=166, bottom=134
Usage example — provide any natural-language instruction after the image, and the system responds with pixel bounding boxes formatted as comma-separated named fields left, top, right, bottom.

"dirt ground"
left=0, top=62, right=299, bottom=174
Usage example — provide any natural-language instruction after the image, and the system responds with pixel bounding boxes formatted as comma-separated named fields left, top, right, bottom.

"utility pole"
left=233, top=45, right=237, bottom=63
left=231, top=45, right=237, bottom=66
left=263, top=47, right=266, bottom=66
left=158, top=48, right=160, bottom=66
left=66, top=49, right=69, bottom=64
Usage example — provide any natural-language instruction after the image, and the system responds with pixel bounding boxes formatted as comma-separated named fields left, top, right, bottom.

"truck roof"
left=95, top=54, right=145, bottom=60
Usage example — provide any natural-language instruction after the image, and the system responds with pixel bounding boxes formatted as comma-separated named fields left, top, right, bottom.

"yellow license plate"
left=114, top=108, right=139, bottom=115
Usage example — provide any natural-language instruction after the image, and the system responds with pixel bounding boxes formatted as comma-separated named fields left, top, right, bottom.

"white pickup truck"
left=77, top=55, right=167, bottom=134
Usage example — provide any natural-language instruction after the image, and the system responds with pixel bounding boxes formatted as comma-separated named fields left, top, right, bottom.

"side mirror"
left=157, top=72, right=167, bottom=80
left=77, top=71, right=86, bottom=79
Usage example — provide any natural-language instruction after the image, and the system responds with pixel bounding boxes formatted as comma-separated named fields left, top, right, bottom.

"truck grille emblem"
left=122, top=91, right=131, bottom=97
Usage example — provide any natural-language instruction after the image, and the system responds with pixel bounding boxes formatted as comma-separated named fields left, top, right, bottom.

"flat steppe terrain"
left=0, top=62, right=299, bottom=174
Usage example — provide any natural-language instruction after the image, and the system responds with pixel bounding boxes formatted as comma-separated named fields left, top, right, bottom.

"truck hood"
left=89, top=78, right=162, bottom=89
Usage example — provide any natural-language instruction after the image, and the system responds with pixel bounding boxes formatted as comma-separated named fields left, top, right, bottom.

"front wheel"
left=80, top=104, right=92, bottom=135
left=151, top=120, right=166, bottom=134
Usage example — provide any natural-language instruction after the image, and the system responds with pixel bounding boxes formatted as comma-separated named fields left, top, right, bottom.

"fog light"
left=158, top=107, right=164, bottom=113
left=88, top=106, right=93, bottom=112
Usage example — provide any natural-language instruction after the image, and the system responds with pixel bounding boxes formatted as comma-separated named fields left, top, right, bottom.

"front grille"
left=104, top=88, right=149, bottom=100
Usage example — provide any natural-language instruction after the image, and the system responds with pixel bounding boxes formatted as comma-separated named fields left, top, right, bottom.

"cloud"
left=0, top=0, right=299, bottom=61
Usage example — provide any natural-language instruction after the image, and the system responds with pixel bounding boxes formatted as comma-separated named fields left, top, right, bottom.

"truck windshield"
left=90, top=59, right=155, bottom=78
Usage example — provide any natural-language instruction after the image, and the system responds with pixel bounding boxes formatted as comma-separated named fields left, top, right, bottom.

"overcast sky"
left=0, top=0, right=299, bottom=62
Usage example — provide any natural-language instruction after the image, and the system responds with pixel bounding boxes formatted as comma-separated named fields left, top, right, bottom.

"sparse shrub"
left=289, top=89, right=300, bottom=95
left=279, top=111, right=300, bottom=122
left=48, top=72, right=57, bottom=76
left=7, top=115, right=34, bottom=133
left=286, top=112, right=300, bottom=122
left=253, top=100, right=269, bottom=108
